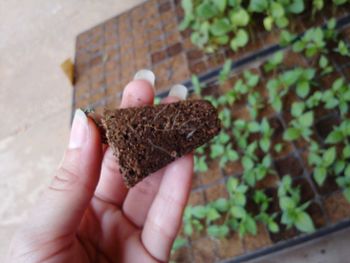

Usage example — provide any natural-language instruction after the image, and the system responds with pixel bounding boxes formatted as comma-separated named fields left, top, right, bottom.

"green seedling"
left=292, top=27, right=326, bottom=57
left=283, top=102, right=314, bottom=141
left=318, top=55, right=333, bottom=75
left=278, top=175, right=315, bottom=233
left=254, top=190, right=280, bottom=233
left=219, top=60, right=233, bottom=85
left=171, top=237, right=188, bottom=255
left=325, top=119, right=350, bottom=144
left=264, top=51, right=284, bottom=73
left=312, top=0, right=324, bottom=17
left=191, top=74, right=202, bottom=96
left=322, top=77, right=350, bottom=116
left=194, top=155, right=208, bottom=173
left=334, top=40, right=350, bottom=57
left=308, top=141, right=337, bottom=186
left=279, top=30, right=297, bottom=46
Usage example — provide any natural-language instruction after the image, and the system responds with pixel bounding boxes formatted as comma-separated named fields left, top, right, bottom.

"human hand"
left=7, top=75, right=193, bottom=263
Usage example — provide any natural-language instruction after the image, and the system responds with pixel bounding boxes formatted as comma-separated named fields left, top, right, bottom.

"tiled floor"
left=0, top=1, right=349, bottom=262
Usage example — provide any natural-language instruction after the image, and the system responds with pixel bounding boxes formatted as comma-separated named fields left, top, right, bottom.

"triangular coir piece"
left=101, top=100, right=221, bottom=188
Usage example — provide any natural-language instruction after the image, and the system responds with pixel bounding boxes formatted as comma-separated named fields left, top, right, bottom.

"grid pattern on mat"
left=73, top=0, right=349, bottom=114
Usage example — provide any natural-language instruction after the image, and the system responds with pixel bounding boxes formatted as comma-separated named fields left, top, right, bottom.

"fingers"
left=141, top=155, right=193, bottom=261
left=23, top=109, right=103, bottom=238
left=122, top=84, right=188, bottom=227
left=94, top=72, right=155, bottom=207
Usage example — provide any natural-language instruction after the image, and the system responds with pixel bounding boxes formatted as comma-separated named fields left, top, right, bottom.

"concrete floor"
left=0, top=1, right=348, bottom=262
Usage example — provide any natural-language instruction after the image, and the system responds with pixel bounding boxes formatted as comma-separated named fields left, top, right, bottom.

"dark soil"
left=102, top=100, right=221, bottom=187
left=215, top=234, right=245, bottom=261
left=315, top=114, right=341, bottom=140
left=313, top=174, right=339, bottom=196
left=170, top=244, right=193, bottom=262
left=292, top=177, right=315, bottom=203
left=274, top=154, right=304, bottom=178
left=265, top=188, right=280, bottom=214
left=269, top=214, right=298, bottom=243
left=200, top=160, right=222, bottom=185
left=205, top=182, right=228, bottom=202
left=307, top=202, right=327, bottom=229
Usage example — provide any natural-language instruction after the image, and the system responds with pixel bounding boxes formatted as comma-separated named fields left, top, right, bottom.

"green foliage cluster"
left=172, top=11, right=350, bottom=255
left=179, top=0, right=349, bottom=53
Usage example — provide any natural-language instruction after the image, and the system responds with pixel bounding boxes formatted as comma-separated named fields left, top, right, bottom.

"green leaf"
left=206, top=207, right=221, bottom=223
left=210, top=144, right=225, bottom=158
left=230, top=29, right=249, bottom=51
left=274, top=143, right=283, bottom=153
left=280, top=30, right=296, bottom=46
left=249, top=0, right=268, bottom=12
left=248, top=121, right=261, bottom=132
left=195, top=2, right=218, bottom=19
left=172, top=237, right=187, bottom=252
left=227, top=177, right=238, bottom=192
left=291, top=102, right=305, bottom=117
left=299, top=111, right=314, bottom=127
left=323, top=147, right=336, bottom=167
left=287, top=0, right=305, bottom=14
left=213, top=198, right=230, bottom=212
left=210, top=18, right=231, bottom=36
left=260, top=138, right=270, bottom=153
left=227, top=148, right=239, bottom=161
left=283, top=127, right=301, bottom=141
left=296, top=81, right=310, bottom=98
left=313, top=167, right=327, bottom=186
left=325, top=130, right=343, bottom=144
left=192, top=206, right=208, bottom=219
left=191, top=75, right=201, bottom=95
left=295, top=211, right=315, bottom=233
left=280, top=196, right=296, bottom=210
left=212, top=0, right=227, bottom=12
left=245, top=215, right=257, bottom=235
left=230, top=206, right=247, bottom=218
left=242, top=156, right=254, bottom=170
left=184, top=223, right=193, bottom=235
left=345, top=164, right=350, bottom=177
left=268, top=221, right=280, bottom=233
left=263, top=16, right=274, bottom=31
left=343, top=145, right=350, bottom=158
left=230, top=8, right=250, bottom=27
left=271, top=2, right=285, bottom=18
left=207, top=225, right=229, bottom=238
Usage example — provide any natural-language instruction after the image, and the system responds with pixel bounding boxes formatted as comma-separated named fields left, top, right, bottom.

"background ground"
left=0, top=0, right=349, bottom=262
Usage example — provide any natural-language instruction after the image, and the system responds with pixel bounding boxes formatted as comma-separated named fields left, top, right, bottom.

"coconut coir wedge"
left=98, top=100, right=221, bottom=188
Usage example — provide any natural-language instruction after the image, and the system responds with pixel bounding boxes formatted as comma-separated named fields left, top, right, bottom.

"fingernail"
left=133, top=69, right=156, bottom=88
left=169, top=84, right=188, bottom=100
left=69, top=109, right=88, bottom=149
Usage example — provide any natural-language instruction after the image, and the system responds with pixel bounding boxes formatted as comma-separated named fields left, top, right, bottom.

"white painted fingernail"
left=169, top=84, right=188, bottom=100
left=133, top=69, right=156, bottom=87
left=69, top=109, right=88, bottom=149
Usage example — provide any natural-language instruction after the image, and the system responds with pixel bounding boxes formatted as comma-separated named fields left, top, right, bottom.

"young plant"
left=218, top=59, right=233, bottom=85
left=322, top=77, right=350, bottom=116
left=334, top=40, right=350, bottom=57
left=278, top=175, right=315, bottom=233
left=283, top=102, right=314, bottom=141
left=325, top=119, right=350, bottom=145
left=226, top=177, right=257, bottom=237
left=263, top=51, right=284, bottom=73
left=191, top=74, right=203, bottom=96
left=292, top=27, right=326, bottom=57
left=308, top=141, right=337, bottom=186
left=254, top=190, right=280, bottom=233
left=336, top=166, right=350, bottom=203
left=318, top=55, right=333, bottom=75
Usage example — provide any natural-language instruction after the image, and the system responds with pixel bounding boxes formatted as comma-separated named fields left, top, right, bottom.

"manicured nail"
left=133, top=69, right=156, bottom=87
left=69, top=109, right=88, bottom=149
left=169, top=84, right=188, bottom=100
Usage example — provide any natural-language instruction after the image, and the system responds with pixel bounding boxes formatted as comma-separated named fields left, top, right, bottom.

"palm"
left=67, top=197, right=156, bottom=263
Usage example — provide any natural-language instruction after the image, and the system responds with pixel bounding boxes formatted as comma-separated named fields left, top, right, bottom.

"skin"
left=7, top=79, right=193, bottom=263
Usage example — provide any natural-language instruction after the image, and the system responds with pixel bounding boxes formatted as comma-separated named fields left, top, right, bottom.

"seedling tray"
left=170, top=15, right=350, bottom=263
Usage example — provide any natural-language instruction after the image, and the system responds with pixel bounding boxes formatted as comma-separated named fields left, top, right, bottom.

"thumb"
left=26, top=109, right=103, bottom=238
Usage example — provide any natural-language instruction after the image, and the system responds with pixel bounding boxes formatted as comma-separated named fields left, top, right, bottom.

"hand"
left=7, top=78, right=193, bottom=263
